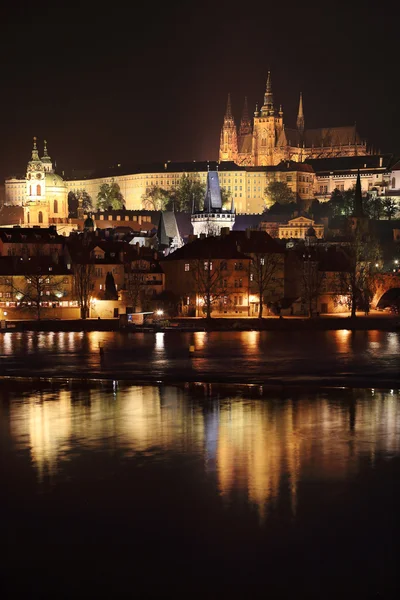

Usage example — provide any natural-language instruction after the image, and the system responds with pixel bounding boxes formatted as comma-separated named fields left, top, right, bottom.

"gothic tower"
left=219, top=94, right=238, bottom=163
left=237, top=97, right=253, bottom=165
left=252, top=71, right=283, bottom=166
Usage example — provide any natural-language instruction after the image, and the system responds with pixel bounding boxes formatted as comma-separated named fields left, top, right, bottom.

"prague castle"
left=219, top=71, right=368, bottom=166
left=3, top=77, right=398, bottom=221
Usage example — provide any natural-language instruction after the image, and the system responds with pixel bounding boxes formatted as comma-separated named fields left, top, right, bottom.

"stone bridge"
left=372, top=273, right=400, bottom=309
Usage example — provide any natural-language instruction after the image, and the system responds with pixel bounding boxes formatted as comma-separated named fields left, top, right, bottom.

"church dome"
left=45, top=172, right=64, bottom=187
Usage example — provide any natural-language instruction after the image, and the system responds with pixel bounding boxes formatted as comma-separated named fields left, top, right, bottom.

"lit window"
left=185, top=263, right=190, bottom=272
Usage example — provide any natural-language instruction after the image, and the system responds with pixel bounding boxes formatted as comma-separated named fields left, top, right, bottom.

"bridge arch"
left=376, top=287, right=400, bottom=310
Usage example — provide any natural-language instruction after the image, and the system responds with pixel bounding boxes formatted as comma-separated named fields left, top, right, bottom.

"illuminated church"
left=219, top=71, right=369, bottom=167
left=23, top=137, right=69, bottom=226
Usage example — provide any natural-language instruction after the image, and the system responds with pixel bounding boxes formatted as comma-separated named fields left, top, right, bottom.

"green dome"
left=45, top=172, right=64, bottom=187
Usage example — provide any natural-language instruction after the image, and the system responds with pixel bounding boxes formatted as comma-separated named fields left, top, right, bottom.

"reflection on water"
left=4, top=383, right=400, bottom=521
left=2, top=382, right=400, bottom=597
left=0, top=330, right=399, bottom=384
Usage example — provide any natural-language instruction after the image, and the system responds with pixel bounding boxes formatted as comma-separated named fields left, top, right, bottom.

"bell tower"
left=219, top=93, right=238, bottom=163
left=26, top=137, right=45, bottom=201
left=252, top=71, right=282, bottom=166
left=25, top=137, right=49, bottom=227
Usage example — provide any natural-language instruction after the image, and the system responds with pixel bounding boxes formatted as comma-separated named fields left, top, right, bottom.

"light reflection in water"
left=242, top=329, right=260, bottom=350
left=334, top=328, right=351, bottom=353
left=154, top=331, right=165, bottom=351
left=6, top=385, right=400, bottom=521
left=193, top=331, right=207, bottom=350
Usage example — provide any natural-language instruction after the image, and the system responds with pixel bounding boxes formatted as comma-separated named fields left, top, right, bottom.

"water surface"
left=1, top=382, right=399, bottom=598
left=0, top=329, right=399, bottom=385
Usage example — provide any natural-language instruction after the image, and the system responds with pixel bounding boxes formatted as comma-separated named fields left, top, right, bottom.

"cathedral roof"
left=304, top=125, right=362, bottom=147
left=281, top=126, right=365, bottom=150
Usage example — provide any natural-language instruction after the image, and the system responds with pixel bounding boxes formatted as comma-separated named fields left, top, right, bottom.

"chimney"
left=379, top=156, right=383, bottom=167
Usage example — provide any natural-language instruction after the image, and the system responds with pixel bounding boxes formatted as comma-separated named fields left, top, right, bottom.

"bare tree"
left=249, top=253, right=282, bottom=318
left=333, top=232, right=381, bottom=318
left=190, top=258, right=229, bottom=319
left=73, top=263, right=95, bottom=319
left=125, top=272, right=147, bottom=312
left=11, top=274, right=63, bottom=321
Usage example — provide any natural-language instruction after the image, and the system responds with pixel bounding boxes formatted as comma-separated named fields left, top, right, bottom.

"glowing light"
left=155, top=309, right=163, bottom=316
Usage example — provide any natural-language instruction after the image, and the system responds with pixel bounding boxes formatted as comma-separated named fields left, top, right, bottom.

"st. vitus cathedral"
left=219, top=71, right=369, bottom=167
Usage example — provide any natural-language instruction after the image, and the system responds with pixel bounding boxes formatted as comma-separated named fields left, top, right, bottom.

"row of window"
left=186, top=295, right=244, bottom=306
left=185, top=261, right=245, bottom=272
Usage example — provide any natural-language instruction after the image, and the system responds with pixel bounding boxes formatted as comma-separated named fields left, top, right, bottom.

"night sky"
left=1, top=3, right=398, bottom=182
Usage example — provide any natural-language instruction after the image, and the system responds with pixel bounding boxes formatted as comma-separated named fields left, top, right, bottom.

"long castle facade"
left=219, top=72, right=369, bottom=166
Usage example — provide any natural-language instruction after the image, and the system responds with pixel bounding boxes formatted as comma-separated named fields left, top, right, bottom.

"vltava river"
left=1, top=381, right=399, bottom=598
left=0, top=329, right=399, bottom=385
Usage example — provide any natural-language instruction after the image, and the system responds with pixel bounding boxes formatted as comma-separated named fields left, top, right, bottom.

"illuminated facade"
left=220, top=71, right=368, bottom=167
left=278, top=216, right=324, bottom=240
left=6, top=138, right=69, bottom=227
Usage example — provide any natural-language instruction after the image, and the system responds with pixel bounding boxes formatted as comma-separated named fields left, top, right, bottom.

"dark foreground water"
left=0, top=329, right=399, bottom=385
left=1, top=381, right=399, bottom=599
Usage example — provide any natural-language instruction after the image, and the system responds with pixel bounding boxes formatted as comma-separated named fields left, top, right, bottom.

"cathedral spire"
left=225, top=93, right=233, bottom=119
left=297, top=92, right=305, bottom=134
left=219, top=93, right=238, bottom=162
left=262, top=70, right=274, bottom=114
left=239, top=96, right=251, bottom=136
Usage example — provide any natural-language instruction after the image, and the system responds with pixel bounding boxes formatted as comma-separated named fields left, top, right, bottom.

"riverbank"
left=1, top=314, right=399, bottom=332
